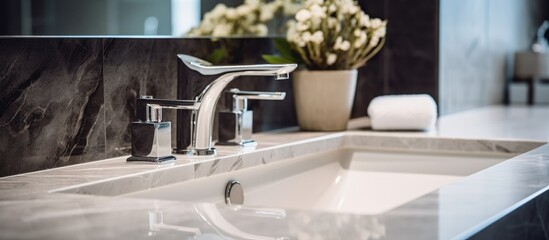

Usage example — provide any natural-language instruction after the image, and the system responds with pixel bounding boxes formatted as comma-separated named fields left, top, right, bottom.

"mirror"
left=0, top=0, right=294, bottom=37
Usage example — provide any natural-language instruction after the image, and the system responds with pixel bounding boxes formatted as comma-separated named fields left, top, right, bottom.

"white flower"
left=287, top=27, right=303, bottom=45
left=310, top=4, right=327, bottom=19
left=373, top=27, right=386, bottom=37
left=255, top=24, right=268, bottom=36
left=244, top=0, right=261, bottom=9
left=334, top=36, right=343, bottom=48
left=340, top=0, right=359, bottom=14
left=236, top=5, right=252, bottom=16
left=212, top=23, right=232, bottom=36
left=260, top=10, right=273, bottom=22
left=349, top=5, right=360, bottom=14
left=188, top=0, right=307, bottom=37
left=360, top=13, right=370, bottom=27
left=210, top=4, right=227, bottom=19
left=305, top=0, right=324, bottom=7
left=271, top=0, right=283, bottom=8
left=310, top=31, right=324, bottom=44
left=286, top=19, right=297, bottom=30
left=335, top=36, right=351, bottom=51
left=329, top=4, right=337, bottom=13
left=369, top=36, right=380, bottom=47
left=309, top=4, right=327, bottom=28
left=259, top=4, right=275, bottom=21
left=283, top=1, right=302, bottom=15
left=340, top=40, right=350, bottom=51
left=354, top=31, right=367, bottom=48
left=280, top=0, right=386, bottom=70
left=301, top=31, right=312, bottom=42
left=328, top=17, right=339, bottom=29
left=371, top=18, right=382, bottom=28
left=225, top=9, right=238, bottom=19
left=296, top=21, right=310, bottom=31
left=199, top=20, right=214, bottom=33
left=243, top=12, right=256, bottom=25
left=327, top=53, right=337, bottom=65
left=296, top=9, right=312, bottom=22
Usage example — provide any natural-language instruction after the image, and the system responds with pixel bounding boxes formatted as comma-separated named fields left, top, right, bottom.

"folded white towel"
left=367, top=94, right=437, bottom=130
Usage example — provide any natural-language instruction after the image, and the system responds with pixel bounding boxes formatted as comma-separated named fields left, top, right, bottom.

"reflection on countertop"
left=1, top=105, right=549, bottom=239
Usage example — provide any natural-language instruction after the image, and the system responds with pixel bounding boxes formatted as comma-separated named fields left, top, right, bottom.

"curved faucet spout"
left=178, top=54, right=297, bottom=77
left=178, top=54, right=297, bottom=155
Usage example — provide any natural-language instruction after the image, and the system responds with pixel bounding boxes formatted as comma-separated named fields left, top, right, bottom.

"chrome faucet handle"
left=217, top=88, right=286, bottom=146
left=128, top=96, right=198, bottom=163
left=137, top=96, right=197, bottom=122
left=227, top=88, right=286, bottom=112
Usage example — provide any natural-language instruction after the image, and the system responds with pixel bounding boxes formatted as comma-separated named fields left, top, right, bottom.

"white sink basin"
left=123, top=148, right=508, bottom=214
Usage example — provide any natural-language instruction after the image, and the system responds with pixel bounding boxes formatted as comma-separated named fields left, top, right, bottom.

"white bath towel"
left=367, top=94, right=437, bottom=130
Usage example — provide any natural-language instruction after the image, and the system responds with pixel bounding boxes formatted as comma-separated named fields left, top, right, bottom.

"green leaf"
left=273, top=38, right=296, bottom=62
left=207, top=47, right=227, bottom=64
left=262, top=55, right=295, bottom=64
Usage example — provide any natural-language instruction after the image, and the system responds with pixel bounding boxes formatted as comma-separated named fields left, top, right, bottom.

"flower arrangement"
left=264, top=0, right=387, bottom=70
left=187, top=0, right=302, bottom=37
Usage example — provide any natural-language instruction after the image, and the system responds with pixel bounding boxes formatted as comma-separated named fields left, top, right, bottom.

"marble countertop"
left=1, top=105, right=549, bottom=239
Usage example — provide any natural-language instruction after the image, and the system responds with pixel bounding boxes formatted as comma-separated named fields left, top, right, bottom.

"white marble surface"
left=436, top=105, right=549, bottom=142
left=1, top=105, right=549, bottom=239
left=352, top=105, right=549, bottom=142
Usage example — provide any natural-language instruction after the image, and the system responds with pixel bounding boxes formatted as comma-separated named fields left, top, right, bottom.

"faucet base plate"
left=216, top=140, right=257, bottom=147
left=127, top=155, right=176, bottom=163
left=175, top=148, right=217, bottom=156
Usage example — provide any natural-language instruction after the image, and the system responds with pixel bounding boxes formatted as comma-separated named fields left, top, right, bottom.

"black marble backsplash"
left=0, top=38, right=284, bottom=176
left=0, top=39, right=105, bottom=176
left=0, top=1, right=438, bottom=177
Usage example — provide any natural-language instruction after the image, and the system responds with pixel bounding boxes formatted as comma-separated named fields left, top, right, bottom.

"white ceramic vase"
left=292, top=70, right=358, bottom=131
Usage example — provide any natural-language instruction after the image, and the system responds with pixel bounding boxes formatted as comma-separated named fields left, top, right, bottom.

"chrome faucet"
left=178, top=54, right=297, bottom=156
left=128, top=55, right=297, bottom=162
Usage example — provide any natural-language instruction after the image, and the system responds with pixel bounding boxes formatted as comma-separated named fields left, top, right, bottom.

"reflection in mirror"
left=188, top=0, right=302, bottom=37
left=0, top=0, right=300, bottom=37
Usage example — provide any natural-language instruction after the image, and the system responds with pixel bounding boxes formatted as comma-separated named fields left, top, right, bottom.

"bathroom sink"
left=122, top=147, right=509, bottom=215
left=55, top=133, right=538, bottom=215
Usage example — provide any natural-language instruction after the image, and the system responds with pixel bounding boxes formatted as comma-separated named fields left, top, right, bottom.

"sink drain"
left=225, top=180, right=244, bottom=205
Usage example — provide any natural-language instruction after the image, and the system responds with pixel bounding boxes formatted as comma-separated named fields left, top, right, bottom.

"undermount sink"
left=122, top=147, right=509, bottom=215
left=55, top=133, right=536, bottom=215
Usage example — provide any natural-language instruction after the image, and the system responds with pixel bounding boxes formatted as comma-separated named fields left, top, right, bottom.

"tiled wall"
left=0, top=1, right=440, bottom=177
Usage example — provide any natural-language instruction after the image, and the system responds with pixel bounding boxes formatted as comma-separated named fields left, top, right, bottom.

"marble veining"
left=0, top=39, right=105, bottom=177
left=50, top=132, right=541, bottom=198
left=0, top=129, right=548, bottom=239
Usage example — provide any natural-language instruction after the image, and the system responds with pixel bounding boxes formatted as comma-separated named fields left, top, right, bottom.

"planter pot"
left=293, top=69, right=358, bottom=131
